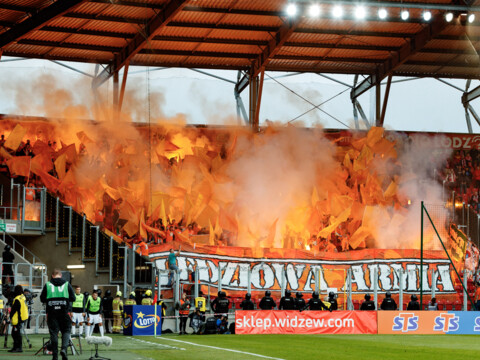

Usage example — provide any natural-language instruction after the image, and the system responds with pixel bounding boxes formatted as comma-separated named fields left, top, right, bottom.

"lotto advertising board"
left=235, top=310, right=377, bottom=335
left=123, top=305, right=162, bottom=336
left=378, top=311, right=480, bottom=334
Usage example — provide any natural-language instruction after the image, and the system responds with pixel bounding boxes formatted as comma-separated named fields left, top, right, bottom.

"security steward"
left=85, top=290, right=104, bottom=337
left=360, top=294, right=376, bottom=310
left=125, top=291, right=137, bottom=305
left=71, top=285, right=86, bottom=337
left=194, top=291, right=206, bottom=313
left=279, top=290, right=295, bottom=310
left=9, top=285, right=28, bottom=353
left=141, top=290, right=154, bottom=305
left=302, top=291, right=332, bottom=311
left=112, top=291, right=123, bottom=334
left=327, top=292, right=338, bottom=310
left=380, top=292, right=397, bottom=310
left=407, top=294, right=420, bottom=310
left=240, top=293, right=255, bottom=310
left=259, top=291, right=276, bottom=310
left=211, top=291, right=230, bottom=317
left=157, top=294, right=168, bottom=330
left=40, top=269, right=76, bottom=360
left=294, top=292, right=306, bottom=310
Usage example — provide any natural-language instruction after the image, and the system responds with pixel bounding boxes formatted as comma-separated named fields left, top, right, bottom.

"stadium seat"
left=353, top=300, right=359, bottom=310
left=454, top=301, right=462, bottom=310
left=445, top=300, right=453, bottom=310
left=437, top=301, right=445, bottom=310
left=455, top=285, right=463, bottom=293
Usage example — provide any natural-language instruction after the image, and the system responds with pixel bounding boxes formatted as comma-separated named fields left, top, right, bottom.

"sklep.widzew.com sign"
left=150, top=247, right=458, bottom=298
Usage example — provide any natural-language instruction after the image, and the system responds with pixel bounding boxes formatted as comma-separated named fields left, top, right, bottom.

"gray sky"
left=0, top=57, right=479, bottom=134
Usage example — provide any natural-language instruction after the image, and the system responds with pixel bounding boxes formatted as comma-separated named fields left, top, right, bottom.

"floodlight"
left=378, top=8, right=388, bottom=20
left=468, top=13, right=475, bottom=23
left=445, top=12, right=454, bottom=22
left=423, top=11, right=432, bottom=21
left=286, top=3, right=297, bottom=16
left=309, top=4, right=321, bottom=17
left=332, top=5, right=343, bottom=18
left=401, top=10, right=409, bottom=20
left=355, top=6, right=366, bottom=19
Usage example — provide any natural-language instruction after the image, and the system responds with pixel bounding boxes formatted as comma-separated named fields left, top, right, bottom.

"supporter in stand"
left=428, top=297, right=438, bottom=310
left=406, top=294, right=420, bottom=310
left=360, top=294, right=376, bottom=310
left=259, top=291, right=276, bottom=310
left=294, top=292, right=306, bottom=310
left=279, top=290, right=295, bottom=310
left=239, top=293, right=255, bottom=310
left=166, top=246, right=181, bottom=287
left=380, top=292, right=397, bottom=310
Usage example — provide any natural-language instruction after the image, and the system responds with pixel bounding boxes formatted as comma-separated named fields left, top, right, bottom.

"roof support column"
left=234, top=71, right=248, bottom=125
left=249, top=74, right=259, bottom=130
left=461, top=80, right=480, bottom=133
left=352, top=75, right=359, bottom=130
left=467, top=105, right=480, bottom=128
left=354, top=100, right=371, bottom=129
left=379, top=75, right=392, bottom=127
left=375, top=83, right=381, bottom=126
left=113, top=71, right=119, bottom=120
left=118, top=62, right=129, bottom=114
left=254, top=70, right=265, bottom=130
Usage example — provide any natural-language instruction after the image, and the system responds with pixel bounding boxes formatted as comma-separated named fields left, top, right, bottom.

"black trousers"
left=11, top=322, right=23, bottom=350
left=47, top=312, right=71, bottom=356
left=180, top=316, right=188, bottom=333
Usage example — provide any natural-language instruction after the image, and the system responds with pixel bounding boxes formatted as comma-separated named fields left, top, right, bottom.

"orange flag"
left=366, top=126, right=384, bottom=148
left=4, top=124, right=26, bottom=151
left=349, top=226, right=371, bottom=249
left=54, top=153, right=67, bottom=180
left=31, top=152, right=53, bottom=173
left=123, top=220, right=139, bottom=237
left=209, top=220, right=215, bottom=245
left=6, top=156, right=30, bottom=177
left=0, top=147, right=12, bottom=160
left=219, top=207, right=238, bottom=233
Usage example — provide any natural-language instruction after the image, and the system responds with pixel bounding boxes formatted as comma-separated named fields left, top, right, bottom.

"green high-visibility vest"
left=72, top=294, right=84, bottom=309
left=87, top=296, right=101, bottom=312
left=46, top=281, right=70, bottom=299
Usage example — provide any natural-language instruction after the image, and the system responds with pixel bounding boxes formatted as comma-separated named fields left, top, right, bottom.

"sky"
left=0, top=56, right=479, bottom=134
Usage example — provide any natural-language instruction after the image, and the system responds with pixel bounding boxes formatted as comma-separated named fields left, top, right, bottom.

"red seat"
left=454, top=300, right=462, bottom=310
left=437, top=301, right=445, bottom=310
left=353, top=300, right=359, bottom=310
left=455, top=285, right=463, bottom=293
left=445, top=300, right=453, bottom=310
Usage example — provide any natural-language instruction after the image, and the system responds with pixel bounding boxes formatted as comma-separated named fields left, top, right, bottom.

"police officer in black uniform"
left=294, top=292, right=306, bottom=310
left=211, top=291, right=230, bottom=317
left=259, top=291, right=276, bottom=310
left=407, top=294, right=420, bottom=310
left=40, top=269, right=75, bottom=360
left=279, top=290, right=295, bottom=310
left=327, top=292, right=338, bottom=310
left=380, top=292, right=397, bottom=310
left=360, top=294, right=376, bottom=310
left=239, top=293, right=255, bottom=310
left=302, top=291, right=332, bottom=311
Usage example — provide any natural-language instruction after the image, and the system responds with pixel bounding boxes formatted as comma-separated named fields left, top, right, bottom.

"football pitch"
left=0, top=334, right=478, bottom=359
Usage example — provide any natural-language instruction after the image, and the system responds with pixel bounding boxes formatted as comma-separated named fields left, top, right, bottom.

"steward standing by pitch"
left=40, top=269, right=76, bottom=360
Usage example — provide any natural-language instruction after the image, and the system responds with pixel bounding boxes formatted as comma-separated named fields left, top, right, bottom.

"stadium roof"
left=1, top=1, right=480, bottom=95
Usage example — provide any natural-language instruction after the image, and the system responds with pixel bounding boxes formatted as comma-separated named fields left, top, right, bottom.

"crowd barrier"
left=234, top=310, right=480, bottom=335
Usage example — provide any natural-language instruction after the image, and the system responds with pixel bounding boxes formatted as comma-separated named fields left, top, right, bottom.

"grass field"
left=0, top=333, right=479, bottom=359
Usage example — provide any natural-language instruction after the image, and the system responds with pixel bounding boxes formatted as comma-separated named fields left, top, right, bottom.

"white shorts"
left=87, top=314, right=102, bottom=325
left=71, top=313, right=85, bottom=324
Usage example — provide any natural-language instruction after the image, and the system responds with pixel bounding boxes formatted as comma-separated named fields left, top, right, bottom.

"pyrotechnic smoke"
left=0, top=70, right=454, bottom=251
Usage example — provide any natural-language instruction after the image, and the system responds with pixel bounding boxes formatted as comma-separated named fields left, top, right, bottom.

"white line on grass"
left=157, top=337, right=285, bottom=360
left=130, top=337, right=186, bottom=350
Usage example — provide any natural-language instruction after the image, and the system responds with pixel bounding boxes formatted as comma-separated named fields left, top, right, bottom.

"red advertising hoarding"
left=235, top=310, right=377, bottom=335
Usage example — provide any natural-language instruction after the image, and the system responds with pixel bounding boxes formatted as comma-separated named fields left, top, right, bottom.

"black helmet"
left=385, top=291, right=391, bottom=298
left=4, top=245, right=10, bottom=251
left=312, top=291, right=319, bottom=299
left=96, top=289, right=102, bottom=296
left=84, top=291, right=90, bottom=298
left=265, top=290, right=271, bottom=297
left=365, top=294, right=371, bottom=300
left=221, top=291, right=227, bottom=297
left=411, top=294, right=418, bottom=301
left=245, top=293, right=251, bottom=300
left=296, top=292, right=303, bottom=298
left=285, top=289, right=291, bottom=297
left=328, top=291, right=335, bottom=298
left=105, top=290, right=111, bottom=297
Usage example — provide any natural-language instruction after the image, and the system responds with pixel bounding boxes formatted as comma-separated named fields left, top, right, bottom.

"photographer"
left=23, top=288, right=36, bottom=329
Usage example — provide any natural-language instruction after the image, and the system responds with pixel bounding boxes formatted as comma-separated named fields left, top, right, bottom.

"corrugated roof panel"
left=194, top=42, right=262, bottom=54
left=171, top=10, right=226, bottom=24
left=99, top=4, right=155, bottom=19
left=73, top=2, right=111, bottom=15
left=75, top=20, right=141, bottom=34
left=0, top=9, right=26, bottom=23
left=408, top=52, right=463, bottom=63
left=337, top=36, right=407, bottom=47
left=220, top=14, right=283, bottom=27
left=24, top=30, right=71, bottom=43
left=192, top=0, right=280, bottom=12
left=183, top=56, right=250, bottom=66
left=277, top=46, right=332, bottom=58
left=206, top=29, right=273, bottom=41
left=322, top=48, right=390, bottom=60
left=48, top=47, right=113, bottom=60
left=132, top=53, right=188, bottom=65
left=5, top=43, right=50, bottom=55
left=157, top=26, right=213, bottom=38
left=2, top=0, right=50, bottom=8
left=147, top=40, right=199, bottom=51
left=289, top=32, right=342, bottom=44
left=63, top=34, right=128, bottom=47
left=48, top=16, right=94, bottom=29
